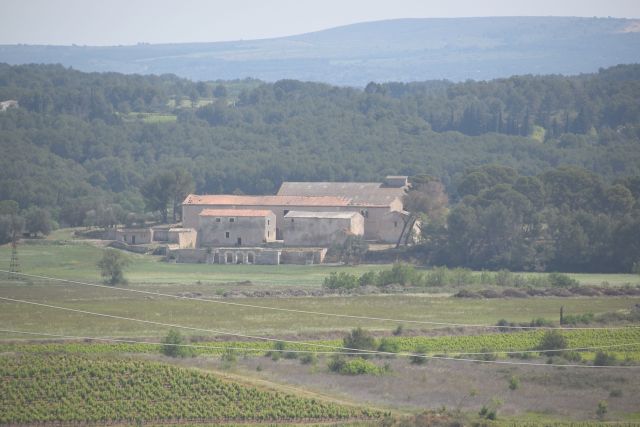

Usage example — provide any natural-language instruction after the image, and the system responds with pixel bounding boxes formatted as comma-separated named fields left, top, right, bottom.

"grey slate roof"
left=284, top=211, right=362, bottom=219
left=277, top=182, right=406, bottom=206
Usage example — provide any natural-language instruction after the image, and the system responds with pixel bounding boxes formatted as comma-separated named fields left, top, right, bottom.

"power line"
left=2, top=270, right=638, bottom=331
left=1, top=298, right=639, bottom=369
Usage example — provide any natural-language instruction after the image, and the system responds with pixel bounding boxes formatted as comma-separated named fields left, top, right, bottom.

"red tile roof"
left=199, top=209, right=275, bottom=217
left=183, top=194, right=352, bottom=207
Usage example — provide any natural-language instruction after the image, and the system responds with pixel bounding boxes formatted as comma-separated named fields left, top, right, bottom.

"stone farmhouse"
left=117, top=176, right=412, bottom=265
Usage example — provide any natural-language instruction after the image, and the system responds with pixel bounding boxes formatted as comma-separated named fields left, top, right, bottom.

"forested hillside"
left=0, top=63, right=639, bottom=271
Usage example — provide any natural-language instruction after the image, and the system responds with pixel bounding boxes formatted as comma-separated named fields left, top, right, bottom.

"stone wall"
left=280, top=248, right=327, bottom=264
left=283, top=213, right=364, bottom=246
left=198, top=213, right=276, bottom=247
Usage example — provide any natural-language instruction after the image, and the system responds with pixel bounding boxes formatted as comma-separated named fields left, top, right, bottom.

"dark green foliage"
left=548, top=273, right=580, bottom=288
left=1, top=64, right=640, bottom=273
left=323, top=272, right=359, bottom=290
left=328, top=355, right=384, bottom=375
left=23, top=207, right=53, bottom=237
left=377, top=338, right=400, bottom=357
left=596, top=400, right=608, bottom=420
left=593, top=351, right=617, bottom=366
left=160, top=329, right=194, bottom=358
left=479, top=347, right=497, bottom=361
left=410, top=345, right=429, bottom=365
left=538, top=330, right=567, bottom=356
left=333, top=235, right=369, bottom=265
left=96, top=249, right=131, bottom=286
left=343, top=328, right=377, bottom=357
left=508, top=376, right=520, bottom=390
left=300, top=353, right=318, bottom=365
left=378, top=263, right=422, bottom=286
left=424, top=164, right=640, bottom=273
left=561, top=312, right=595, bottom=325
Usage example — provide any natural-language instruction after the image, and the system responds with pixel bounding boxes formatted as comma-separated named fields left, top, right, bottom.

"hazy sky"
left=1, top=0, right=639, bottom=45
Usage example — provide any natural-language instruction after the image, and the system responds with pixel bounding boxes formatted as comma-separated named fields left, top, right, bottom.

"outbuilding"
left=283, top=211, right=364, bottom=246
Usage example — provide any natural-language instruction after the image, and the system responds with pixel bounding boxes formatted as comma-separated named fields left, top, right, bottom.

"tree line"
left=0, top=63, right=639, bottom=271
left=414, top=165, right=640, bottom=273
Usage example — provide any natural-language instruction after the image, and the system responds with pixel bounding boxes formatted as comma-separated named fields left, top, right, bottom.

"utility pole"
left=8, top=230, right=20, bottom=281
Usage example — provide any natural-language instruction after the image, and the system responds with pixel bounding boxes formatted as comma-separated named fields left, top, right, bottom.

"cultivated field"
left=1, top=235, right=640, bottom=425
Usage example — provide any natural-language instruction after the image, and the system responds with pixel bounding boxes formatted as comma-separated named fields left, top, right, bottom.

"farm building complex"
left=116, top=176, right=412, bottom=264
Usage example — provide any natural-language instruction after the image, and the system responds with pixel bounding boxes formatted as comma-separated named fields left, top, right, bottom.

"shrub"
left=508, top=375, right=520, bottom=390
left=97, top=249, right=131, bottom=286
left=479, top=347, right=497, bottom=361
left=496, top=319, right=512, bottom=332
left=594, top=351, right=617, bottom=366
left=410, top=345, right=429, bottom=365
left=221, top=348, right=237, bottom=363
left=393, top=325, right=404, bottom=336
left=538, top=330, right=567, bottom=356
left=548, top=272, right=579, bottom=288
left=343, top=328, right=377, bottom=357
left=561, top=313, right=595, bottom=325
left=377, top=338, right=400, bottom=357
left=425, top=266, right=448, bottom=287
left=300, top=353, right=318, bottom=365
left=562, top=351, right=583, bottom=362
left=379, top=262, right=421, bottom=286
left=596, top=400, right=608, bottom=420
left=160, top=330, right=194, bottom=358
left=527, top=318, right=554, bottom=327
left=284, top=351, right=299, bottom=359
left=329, top=356, right=384, bottom=375
left=609, top=389, right=623, bottom=398
left=265, top=341, right=286, bottom=359
left=358, top=270, right=378, bottom=287
left=323, top=272, right=359, bottom=290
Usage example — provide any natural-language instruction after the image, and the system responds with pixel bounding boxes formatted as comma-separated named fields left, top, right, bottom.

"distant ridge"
left=1, top=16, right=640, bottom=85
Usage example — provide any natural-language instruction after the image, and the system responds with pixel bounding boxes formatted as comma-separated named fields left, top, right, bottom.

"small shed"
left=115, top=228, right=153, bottom=245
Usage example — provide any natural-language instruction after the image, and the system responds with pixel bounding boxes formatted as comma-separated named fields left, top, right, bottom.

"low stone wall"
left=280, top=248, right=327, bottom=265
left=168, top=248, right=208, bottom=263
left=206, top=247, right=281, bottom=265
left=108, top=241, right=150, bottom=254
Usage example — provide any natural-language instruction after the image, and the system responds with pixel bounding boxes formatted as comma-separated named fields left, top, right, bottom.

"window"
left=267, top=231, right=270, bottom=238
left=225, top=231, right=230, bottom=238
left=267, top=219, right=270, bottom=225
left=394, top=221, right=398, bottom=228
left=215, top=218, right=221, bottom=222
left=229, top=218, right=235, bottom=223
left=291, top=218, right=294, bottom=223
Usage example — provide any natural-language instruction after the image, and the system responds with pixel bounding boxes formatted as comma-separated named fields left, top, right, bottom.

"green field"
left=3, top=328, right=640, bottom=361
left=1, top=238, right=638, bottom=287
